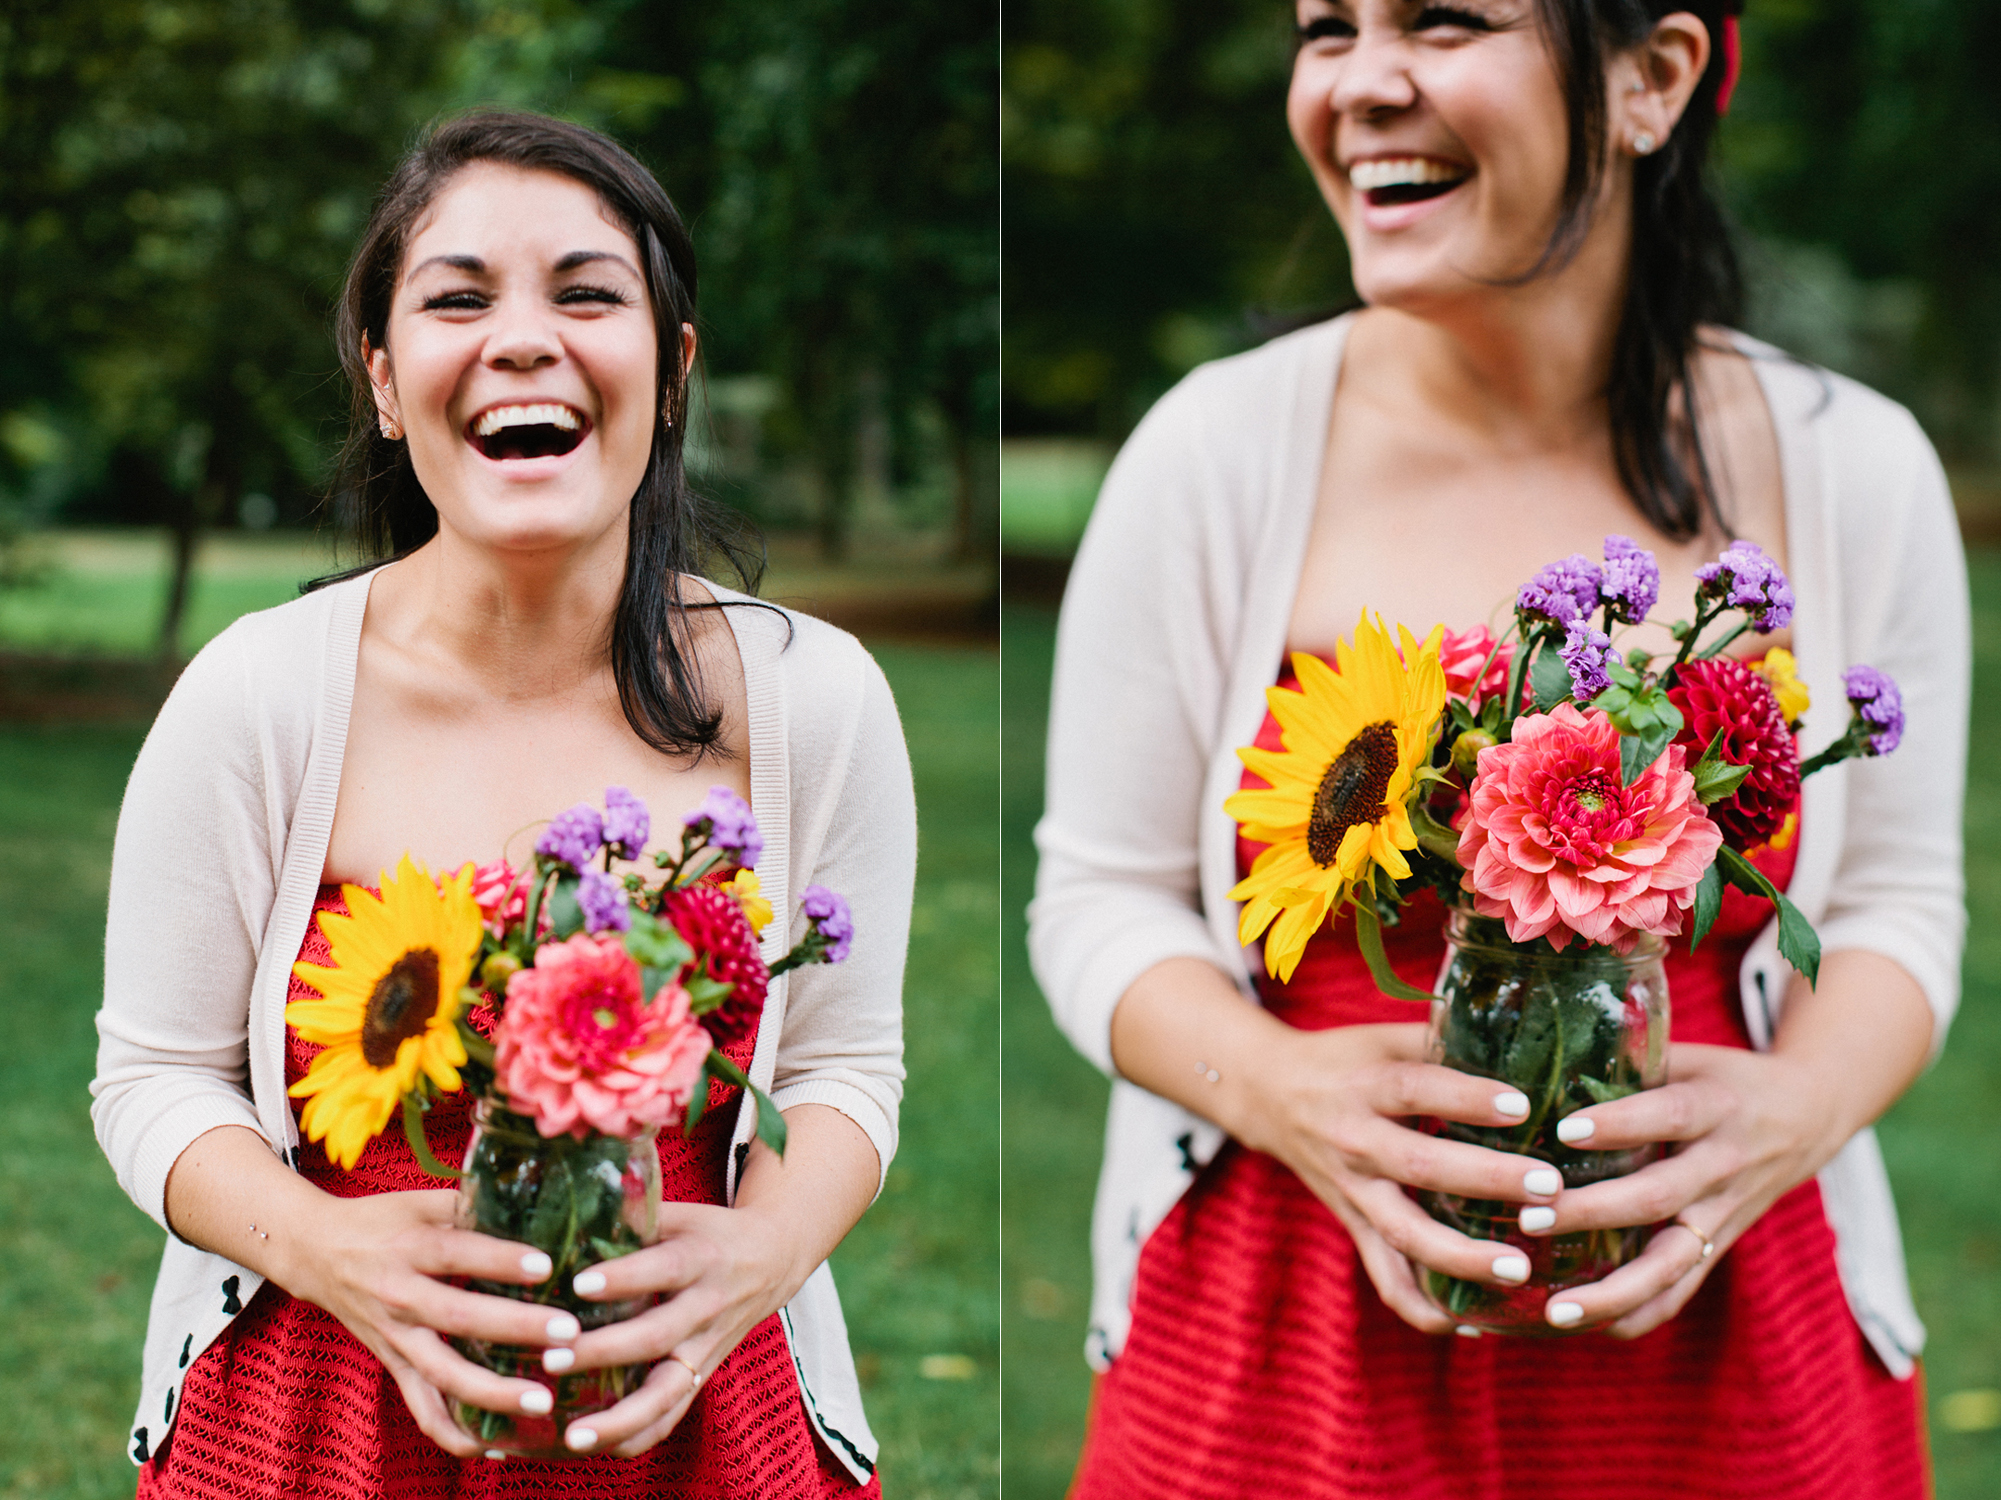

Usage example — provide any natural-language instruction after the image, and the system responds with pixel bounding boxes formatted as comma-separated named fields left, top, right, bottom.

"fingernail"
left=1548, top=1300, right=1585, bottom=1326
left=1519, top=1205, right=1556, bottom=1233
left=520, top=1250, right=553, bottom=1279
left=1455, top=1324, right=1483, bottom=1339
left=484, top=1448, right=508, bottom=1461
left=566, top=1425, right=599, bottom=1452
left=543, top=1346, right=576, bottom=1373
left=519, top=1386, right=554, bottom=1415
left=1493, top=1090, right=1530, bottom=1118
left=545, top=1312, right=581, bottom=1342
left=1557, top=1115, right=1596, bottom=1144
left=1524, top=1167, right=1563, bottom=1197
left=573, top=1270, right=608, bottom=1296
left=1492, top=1253, right=1530, bottom=1284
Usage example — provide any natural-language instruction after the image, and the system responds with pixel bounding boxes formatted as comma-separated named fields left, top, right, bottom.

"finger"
left=1540, top=1224, right=1710, bottom=1330
left=566, top=1290, right=723, bottom=1372
left=394, top=1324, right=566, bottom=1423
left=1344, top=1218, right=1456, bottom=1336
left=609, top=1354, right=708, bottom=1457
left=571, top=1235, right=707, bottom=1306
left=1353, top=1117, right=1568, bottom=1206
left=409, top=1227, right=565, bottom=1289
left=563, top=1355, right=703, bottom=1456
left=1364, top=1059, right=1545, bottom=1131
left=1549, top=1080, right=1730, bottom=1153
left=1532, top=1147, right=1722, bottom=1235
left=393, top=1278, right=590, bottom=1350
left=386, top=1362, right=488, bottom=1459
left=1605, top=1256, right=1712, bottom=1340
left=1350, top=1177, right=1538, bottom=1289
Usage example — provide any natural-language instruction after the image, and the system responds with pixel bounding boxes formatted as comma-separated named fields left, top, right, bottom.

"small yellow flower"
left=725, top=868, right=774, bottom=935
left=287, top=856, right=483, bottom=1169
left=1757, top=648, right=1810, bottom=728
left=1225, top=615, right=1447, bottom=982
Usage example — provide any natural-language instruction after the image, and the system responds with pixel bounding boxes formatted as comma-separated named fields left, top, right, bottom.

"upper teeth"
left=1348, top=157, right=1468, bottom=191
left=474, top=403, right=581, bottom=436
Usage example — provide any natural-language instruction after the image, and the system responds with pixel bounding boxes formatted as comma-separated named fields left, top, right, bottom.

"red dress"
left=139, top=886, right=879, bottom=1499
left=1071, top=694, right=1928, bottom=1500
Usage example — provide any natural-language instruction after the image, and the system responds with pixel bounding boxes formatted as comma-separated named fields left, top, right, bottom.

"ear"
left=678, top=322, right=697, bottom=380
left=363, top=335, right=403, bottom=439
left=1612, top=12, right=1712, bottom=158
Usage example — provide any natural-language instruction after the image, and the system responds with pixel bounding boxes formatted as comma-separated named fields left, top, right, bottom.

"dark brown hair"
left=316, top=109, right=763, bottom=757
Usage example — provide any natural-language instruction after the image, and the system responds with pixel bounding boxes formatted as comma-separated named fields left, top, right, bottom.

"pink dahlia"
left=494, top=933, right=712, bottom=1139
left=1437, top=625, right=1515, bottom=703
left=470, top=859, right=527, bottom=939
left=1457, top=704, right=1722, bottom=951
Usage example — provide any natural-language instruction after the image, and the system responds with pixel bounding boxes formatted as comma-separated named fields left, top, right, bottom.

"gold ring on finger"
left=669, top=1352, right=703, bottom=1388
left=1674, top=1217, right=1714, bottom=1261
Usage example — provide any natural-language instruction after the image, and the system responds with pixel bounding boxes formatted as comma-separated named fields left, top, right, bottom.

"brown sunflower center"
left=361, top=948, right=442, bottom=1069
left=1307, top=721, right=1399, bottom=868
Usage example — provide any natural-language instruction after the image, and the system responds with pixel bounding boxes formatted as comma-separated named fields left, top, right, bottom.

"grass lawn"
left=0, top=568, right=998, bottom=1497
left=999, top=559, right=2001, bottom=1497
left=999, top=442, right=1110, bottom=558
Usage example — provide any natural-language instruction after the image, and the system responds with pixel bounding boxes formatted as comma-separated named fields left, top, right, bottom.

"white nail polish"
left=1519, top=1205, right=1556, bottom=1233
left=566, top=1425, right=599, bottom=1452
left=1524, top=1167, right=1563, bottom=1197
left=519, top=1386, right=554, bottom=1415
left=1455, top=1324, right=1483, bottom=1338
left=1548, top=1300, right=1585, bottom=1326
left=1557, top=1115, right=1596, bottom=1144
left=573, top=1270, right=608, bottom=1296
left=543, top=1346, right=577, bottom=1373
left=484, top=1448, right=508, bottom=1461
left=1492, top=1253, right=1530, bottom=1283
left=1493, top=1090, right=1530, bottom=1118
left=520, top=1250, right=553, bottom=1279
left=545, top=1312, right=581, bottom=1342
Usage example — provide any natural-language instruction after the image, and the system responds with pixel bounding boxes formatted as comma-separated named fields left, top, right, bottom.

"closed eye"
left=1412, top=5, right=1498, bottom=31
left=556, top=284, right=632, bottom=307
left=1297, top=14, right=1357, bottom=42
left=420, top=290, right=487, bottom=312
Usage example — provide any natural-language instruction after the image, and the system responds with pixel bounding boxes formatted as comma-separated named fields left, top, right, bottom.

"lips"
left=465, top=402, right=591, bottom=461
left=1347, top=156, right=1471, bottom=208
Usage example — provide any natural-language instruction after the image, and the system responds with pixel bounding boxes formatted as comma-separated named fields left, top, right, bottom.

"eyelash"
left=417, top=284, right=633, bottom=312
left=1295, top=6, right=1496, bottom=42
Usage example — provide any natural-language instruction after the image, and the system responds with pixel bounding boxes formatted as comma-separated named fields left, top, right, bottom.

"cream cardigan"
left=92, top=568, right=914, bottom=1480
left=1030, top=315, right=1968, bottom=1378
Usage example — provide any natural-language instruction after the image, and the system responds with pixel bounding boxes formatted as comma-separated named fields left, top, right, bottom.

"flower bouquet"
left=286, top=785, right=852, bottom=1454
left=1226, top=538, right=1905, bottom=1332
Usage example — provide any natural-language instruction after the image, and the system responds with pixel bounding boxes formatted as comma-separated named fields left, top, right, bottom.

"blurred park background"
left=1001, top=2, right=2001, bottom=1497
left=0, top=1, right=997, bottom=1496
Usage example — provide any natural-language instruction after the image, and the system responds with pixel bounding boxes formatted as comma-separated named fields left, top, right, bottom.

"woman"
left=1030, top=3, right=1964, bottom=1495
left=92, top=112, right=913, bottom=1495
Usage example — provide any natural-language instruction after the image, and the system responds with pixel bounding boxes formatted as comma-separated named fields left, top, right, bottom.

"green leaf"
left=1531, top=645, right=1573, bottom=711
left=1593, top=685, right=1634, bottom=717
left=1691, top=728, right=1753, bottom=805
left=1351, top=900, right=1436, bottom=1003
left=685, top=973, right=734, bottom=1016
left=1688, top=864, right=1724, bottom=952
left=1620, top=724, right=1675, bottom=786
left=1621, top=698, right=1659, bottom=731
left=1716, top=846, right=1822, bottom=986
left=1576, top=1076, right=1639, bottom=1105
left=548, top=876, right=584, bottom=939
left=622, top=909, right=692, bottom=972
left=749, top=1082, right=789, bottom=1157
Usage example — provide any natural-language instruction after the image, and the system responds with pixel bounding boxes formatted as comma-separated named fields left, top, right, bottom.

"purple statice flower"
left=1560, top=619, right=1614, bottom=700
left=800, top=884, right=854, bottom=964
left=1600, top=535, right=1660, bottom=624
left=537, top=804, right=605, bottom=871
left=1516, top=554, right=1604, bottom=630
left=576, top=867, right=632, bottom=933
left=1843, top=665, right=1905, bottom=755
left=685, top=785, right=764, bottom=869
left=601, top=786, right=651, bottom=861
left=1695, top=541, right=1795, bottom=631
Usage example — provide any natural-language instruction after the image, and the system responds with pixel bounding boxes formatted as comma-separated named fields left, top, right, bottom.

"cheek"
left=1285, top=61, right=1332, bottom=167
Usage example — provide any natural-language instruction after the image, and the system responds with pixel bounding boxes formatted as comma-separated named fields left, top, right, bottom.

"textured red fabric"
left=1071, top=685, right=1927, bottom=1500
left=139, top=886, right=878, bottom=1499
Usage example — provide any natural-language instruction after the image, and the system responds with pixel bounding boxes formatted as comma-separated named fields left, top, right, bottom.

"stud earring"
left=1632, top=131, right=1657, bottom=155
left=380, top=419, right=403, bottom=440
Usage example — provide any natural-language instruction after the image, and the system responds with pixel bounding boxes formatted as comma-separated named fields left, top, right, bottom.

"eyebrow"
left=403, top=249, right=642, bottom=284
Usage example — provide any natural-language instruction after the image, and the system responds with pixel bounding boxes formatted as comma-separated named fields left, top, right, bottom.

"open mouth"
left=466, top=402, right=590, bottom=461
left=1349, top=157, right=1470, bottom=209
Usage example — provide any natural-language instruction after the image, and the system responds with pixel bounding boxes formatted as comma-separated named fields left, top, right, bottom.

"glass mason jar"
left=450, top=1100, right=661, bottom=1457
left=1418, top=907, right=1669, bottom=1334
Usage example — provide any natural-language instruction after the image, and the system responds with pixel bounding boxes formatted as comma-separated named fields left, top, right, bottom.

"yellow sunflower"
left=1225, top=615, right=1448, bottom=982
left=287, top=855, right=484, bottom=1169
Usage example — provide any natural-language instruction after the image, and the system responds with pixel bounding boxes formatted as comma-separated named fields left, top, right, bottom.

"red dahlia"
left=1666, top=657, right=1800, bottom=847
left=661, top=881, right=769, bottom=1047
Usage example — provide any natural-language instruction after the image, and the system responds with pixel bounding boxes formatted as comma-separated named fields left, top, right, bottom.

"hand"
left=1238, top=1020, right=1580, bottom=1336
left=281, top=1189, right=589, bottom=1457
left=551, top=1200, right=801, bottom=1456
left=1518, top=1041, right=1842, bottom=1337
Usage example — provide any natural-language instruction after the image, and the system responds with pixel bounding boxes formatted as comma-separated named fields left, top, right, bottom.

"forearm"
left=1770, top=947, right=1934, bottom=1163
left=162, top=1124, right=341, bottom=1291
left=731, top=1103, right=880, bottom=1302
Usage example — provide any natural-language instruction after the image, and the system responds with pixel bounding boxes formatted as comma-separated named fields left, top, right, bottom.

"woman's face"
left=370, top=163, right=684, bottom=560
left=1288, top=0, right=1578, bottom=311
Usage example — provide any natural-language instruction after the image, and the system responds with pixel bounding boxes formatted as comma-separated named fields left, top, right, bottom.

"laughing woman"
left=1030, top=3, right=1965, bottom=1497
left=92, top=112, right=912, bottom=1496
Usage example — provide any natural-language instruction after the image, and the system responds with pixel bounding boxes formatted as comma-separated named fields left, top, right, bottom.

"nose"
left=1328, top=26, right=1419, bottom=121
left=481, top=300, right=562, bottom=371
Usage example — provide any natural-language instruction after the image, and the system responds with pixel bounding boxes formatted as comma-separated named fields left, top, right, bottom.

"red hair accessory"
left=1716, top=14, right=1742, bottom=115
